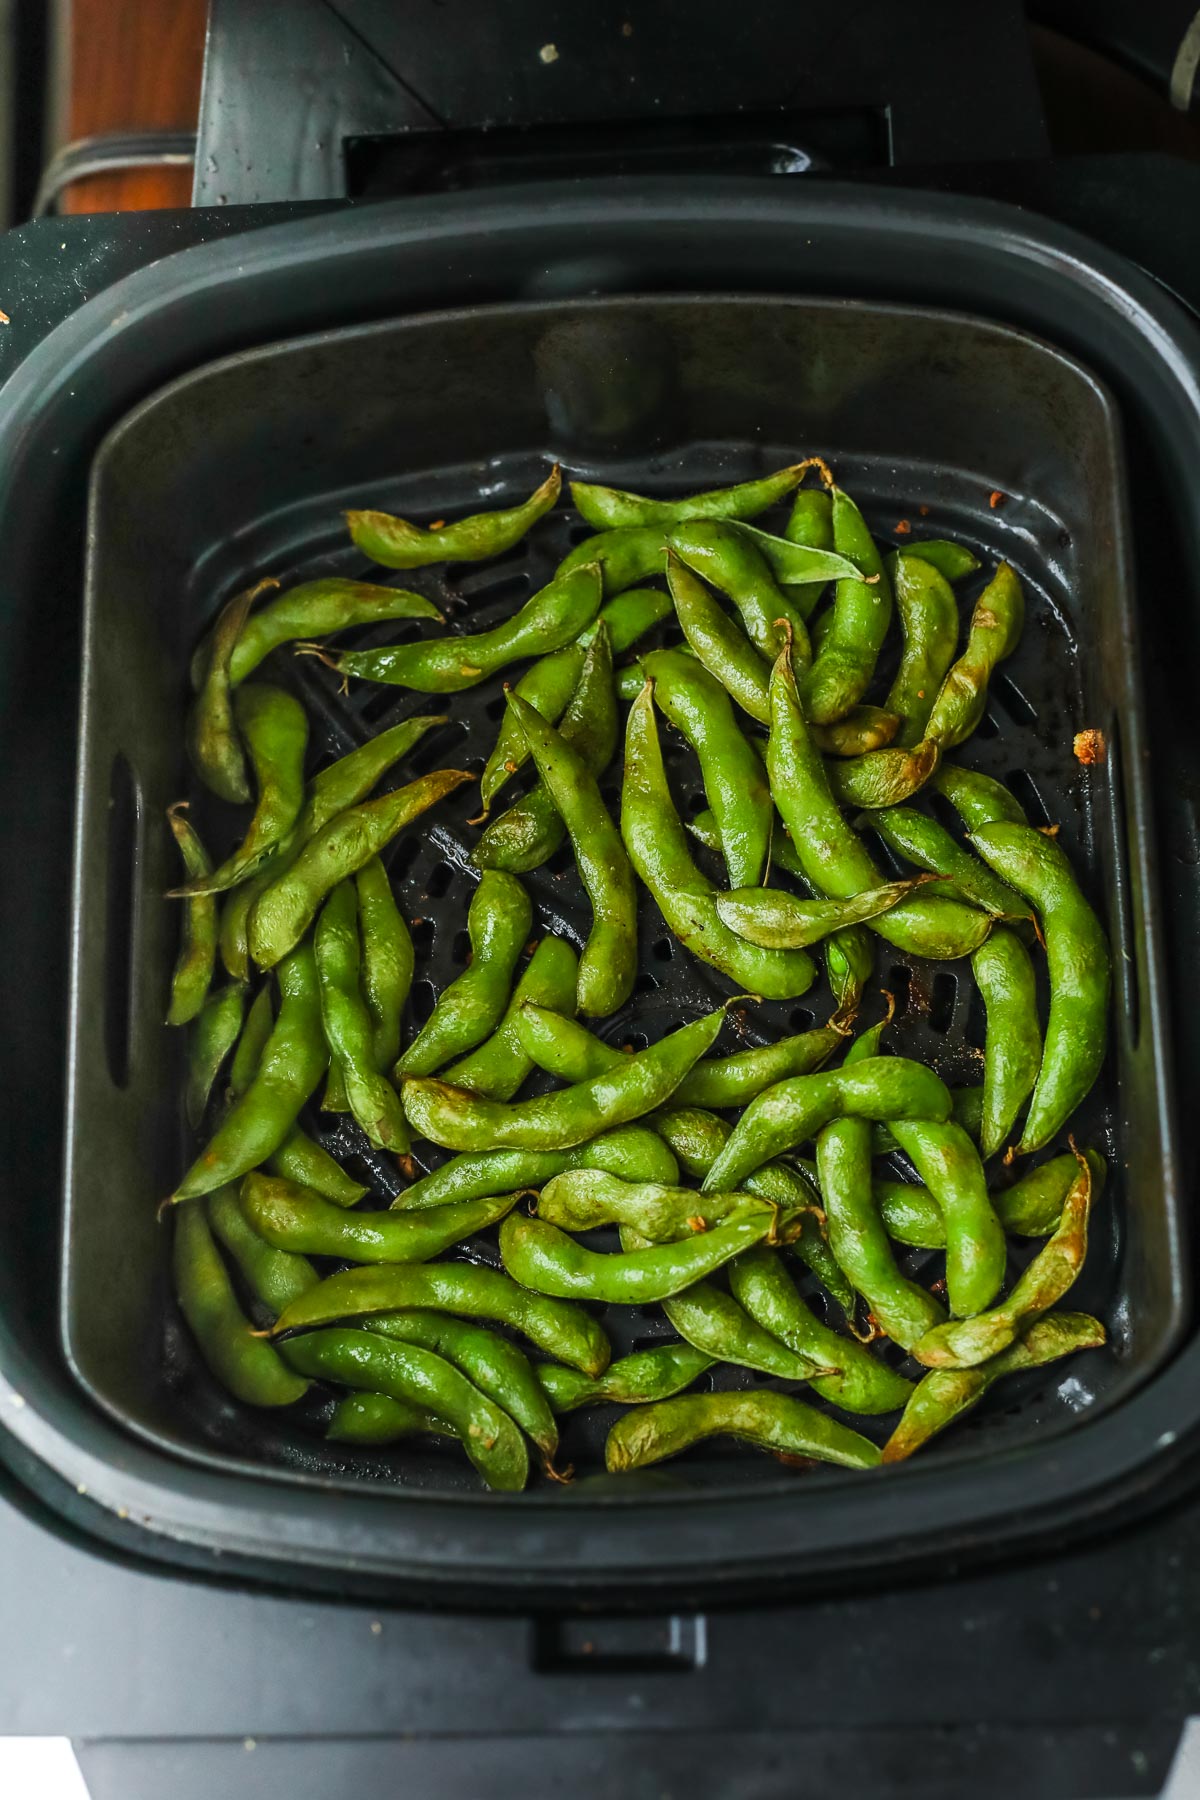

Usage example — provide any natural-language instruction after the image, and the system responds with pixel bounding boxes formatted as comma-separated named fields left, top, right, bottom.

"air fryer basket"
left=64, top=293, right=1182, bottom=1505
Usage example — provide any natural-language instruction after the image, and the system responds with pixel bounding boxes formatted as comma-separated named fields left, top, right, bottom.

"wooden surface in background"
left=58, top=0, right=207, bottom=213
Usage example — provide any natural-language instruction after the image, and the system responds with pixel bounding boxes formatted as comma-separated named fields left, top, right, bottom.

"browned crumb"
left=1073, top=727, right=1107, bottom=766
left=989, top=490, right=1006, bottom=509
left=894, top=519, right=911, bottom=534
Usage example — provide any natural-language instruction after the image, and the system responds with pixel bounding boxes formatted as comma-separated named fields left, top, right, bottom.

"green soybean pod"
left=356, top=856, right=412, bottom=1074
left=668, top=518, right=811, bottom=662
left=405, top=1009, right=724, bottom=1152
left=536, top=1342, right=714, bottom=1412
left=973, top=926, right=1042, bottom=1159
left=280, top=1329, right=529, bottom=1492
left=240, top=1171, right=517, bottom=1263
left=206, top=1182, right=318, bottom=1317
left=872, top=1083, right=984, bottom=1157
left=225, top=578, right=443, bottom=685
left=642, top=646, right=774, bottom=888
left=172, top=684, right=309, bottom=896
left=885, top=551, right=960, bottom=746
left=505, top=692, right=637, bottom=1017
left=500, top=1209, right=775, bottom=1304
left=397, top=872, right=532, bottom=1077
left=556, top=526, right=669, bottom=594
left=188, top=579, right=270, bottom=803
left=766, top=640, right=991, bottom=961
left=659, top=1275, right=839, bottom=1383
left=800, top=485, right=894, bottom=725
left=185, top=983, right=247, bottom=1128
left=782, top=483, right=835, bottom=620
left=441, top=934, right=579, bottom=1100
left=826, top=738, right=941, bottom=812
left=882, top=1310, right=1106, bottom=1462
left=714, top=877, right=934, bottom=949
left=570, top=463, right=807, bottom=530
left=537, top=1168, right=776, bottom=1240
left=904, top=539, right=981, bottom=583
left=169, top=941, right=328, bottom=1205
left=318, top=562, right=602, bottom=693
left=389, top=1126, right=679, bottom=1211
left=328, top=1393, right=454, bottom=1444
left=472, top=624, right=618, bottom=873
left=173, top=1201, right=309, bottom=1406
left=888, top=1119, right=1007, bottom=1318
left=970, top=823, right=1110, bottom=1154
left=816, top=1021, right=946, bottom=1349
left=667, top=552, right=773, bottom=723
left=620, top=681, right=817, bottom=998
left=702, top=1055, right=953, bottom=1193
left=248, top=769, right=473, bottom=971
left=925, top=563, right=1025, bottom=748
left=727, top=1245, right=915, bottom=1414
left=347, top=465, right=560, bottom=568
left=166, top=804, right=218, bottom=1024
left=606, top=1390, right=882, bottom=1473
left=368, top=1310, right=558, bottom=1461
left=270, top=1262, right=611, bottom=1377
left=875, top=1148, right=1106, bottom=1249
left=867, top=805, right=1031, bottom=919
left=314, top=881, right=409, bottom=1153
left=933, top=763, right=1029, bottom=831
left=651, top=1104, right=856, bottom=1314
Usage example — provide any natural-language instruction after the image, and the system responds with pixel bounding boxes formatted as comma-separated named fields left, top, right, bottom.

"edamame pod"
left=571, top=463, right=807, bottom=530
left=973, top=926, right=1042, bottom=1158
left=875, top=1148, right=1105, bottom=1248
left=504, top=692, right=637, bottom=1016
left=766, top=641, right=991, bottom=960
left=270, top=1262, right=611, bottom=1376
left=328, top=1393, right=453, bottom=1444
left=226, top=578, right=442, bottom=684
left=728, top=1246, right=914, bottom=1413
left=800, top=486, right=893, bottom=724
left=667, top=553, right=773, bottom=723
left=669, top=519, right=811, bottom=662
left=500, top=1209, right=777, bottom=1303
left=442, top=934, right=578, bottom=1099
left=904, top=539, right=981, bottom=583
left=347, top=465, right=560, bottom=568
left=702, top=1055, right=952, bottom=1192
left=248, top=769, right=472, bottom=970
left=867, top=805, right=1031, bottom=919
left=872, top=1083, right=984, bottom=1155
left=404, top=1009, right=724, bottom=1152
left=826, top=738, right=940, bottom=811
left=389, top=1125, right=678, bottom=1211
left=884, top=551, right=960, bottom=746
left=925, top=564, right=1024, bottom=748
left=169, top=942, right=328, bottom=1204
left=887, top=1120, right=1007, bottom=1318
left=166, top=804, right=217, bottom=1024
left=882, top=1310, right=1106, bottom=1461
left=556, top=526, right=668, bottom=594
left=816, top=1019, right=947, bottom=1348
left=514, top=1004, right=842, bottom=1109
left=314, top=882, right=409, bottom=1152
left=368, top=1310, right=558, bottom=1460
left=970, top=823, right=1110, bottom=1151
left=472, top=624, right=618, bottom=873
left=658, top=1274, right=839, bottom=1383
left=397, top=872, right=532, bottom=1076
left=606, top=1390, right=882, bottom=1473
left=621, top=683, right=817, bottom=997
left=206, top=1183, right=318, bottom=1317
left=714, top=877, right=935, bottom=949
left=179, top=683, right=309, bottom=895
left=641, top=647, right=774, bottom=887
left=173, top=1202, right=308, bottom=1406
left=536, top=1342, right=713, bottom=1412
left=316, top=562, right=602, bottom=692
left=240, top=1171, right=517, bottom=1263
left=185, top=982, right=247, bottom=1127
left=356, top=856, right=412, bottom=1074
left=538, top=1168, right=780, bottom=1240
left=932, top=763, right=1029, bottom=831
left=912, top=1152, right=1093, bottom=1368
left=281, top=1328, right=529, bottom=1490
left=188, top=579, right=272, bottom=802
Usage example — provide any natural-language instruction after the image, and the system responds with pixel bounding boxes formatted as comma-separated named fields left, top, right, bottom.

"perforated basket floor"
left=159, top=451, right=1122, bottom=1494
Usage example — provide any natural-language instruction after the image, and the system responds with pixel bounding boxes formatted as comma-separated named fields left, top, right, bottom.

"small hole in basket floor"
left=790, top=1008, right=814, bottom=1032
left=426, top=861, right=455, bottom=900
left=965, top=981, right=987, bottom=1049
left=452, top=928, right=472, bottom=965
left=388, top=835, right=423, bottom=879
left=652, top=937, right=674, bottom=962
left=636, top=971, right=660, bottom=993
left=929, top=971, right=957, bottom=1034
left=411, top=979, right=437, bottom=1024
left=547, top=842, right=575, bottom=877
left=484, top=693, right=509, bottom=722
left=972, top=711, right=1000, bottom=739
left=410, top=917, right=435, bottom=951
left=890, top=966, right=912, bottom=1017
